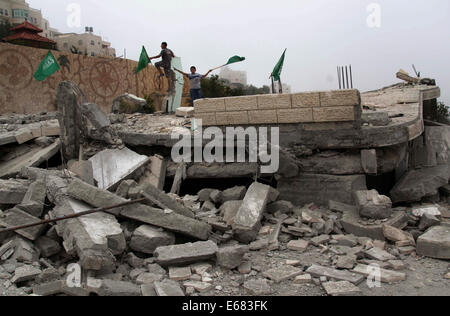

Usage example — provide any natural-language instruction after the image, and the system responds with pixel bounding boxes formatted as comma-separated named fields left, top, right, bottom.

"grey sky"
left=28, top=0, right=450, bottom=104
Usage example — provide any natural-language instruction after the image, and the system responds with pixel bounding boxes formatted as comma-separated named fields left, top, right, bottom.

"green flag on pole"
left=226, top=55, right=246, bottom=65
left=271, top=49, right=286, bottom=82
left=34, top=51, right=60, bottom=81
left=135, top=46, right=150, bottom=74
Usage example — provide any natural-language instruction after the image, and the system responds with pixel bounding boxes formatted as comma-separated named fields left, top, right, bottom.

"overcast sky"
left=28, top=0, right=450, bottom=104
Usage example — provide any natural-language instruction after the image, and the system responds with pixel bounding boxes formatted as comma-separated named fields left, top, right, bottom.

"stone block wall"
left=0, top=42, right=190, bottom=115
left=194, top=90, right=361, bottom=126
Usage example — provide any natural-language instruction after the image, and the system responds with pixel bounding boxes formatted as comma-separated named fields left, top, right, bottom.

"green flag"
left=226, top=55, right=246, bottom=65
left=135, top=46, right=150, bottom=74
left=34, top=51, right=60, bottom=81
left=271, top=49, right=286, bottom=82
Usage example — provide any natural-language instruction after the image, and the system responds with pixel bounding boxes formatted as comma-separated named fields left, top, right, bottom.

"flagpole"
left=271, top=76, right=275, bottom=94
left=278, top=78, right=283, bottom=94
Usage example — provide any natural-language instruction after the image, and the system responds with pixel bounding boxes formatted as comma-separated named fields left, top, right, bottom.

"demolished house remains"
left=0, top=72, right=449, bottom=297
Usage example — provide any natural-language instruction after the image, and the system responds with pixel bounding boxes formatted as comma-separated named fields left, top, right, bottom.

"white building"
left=54, top=29, right=116, bottom=58
left=219, top=66, right=247, bottom=86
left=0, top=0, right=60, bottom=40
left=270, top=82, right=292, bottom=94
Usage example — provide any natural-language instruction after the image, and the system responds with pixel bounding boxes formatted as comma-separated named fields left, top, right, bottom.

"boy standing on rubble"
left=174, top=66, right=213, bottom=104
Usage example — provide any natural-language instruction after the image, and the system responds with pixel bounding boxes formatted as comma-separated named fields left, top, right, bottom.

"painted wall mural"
left=0, top=42, right=190, bottom=115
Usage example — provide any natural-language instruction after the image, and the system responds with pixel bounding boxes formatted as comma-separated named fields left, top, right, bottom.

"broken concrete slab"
left=322, top=281, right=361, bottom=296
left=139, top=155, right=166, bottom=190
left=354, top=190, right=393, bottom=220
left=130, top=225, right=175, bottom=255
left=11, top=265, right=41, bottom=283
left=232, top=182, right=279, bottom=243
left=353, top=264, right=406, bottom=283
left=0, top=208, right=45, bottom=241
left=263, top=265, right=303, bottom=283
left=306, top=264, right=365, bottom=285
left=216, top=245, right=249, bottom=269
left=0, top=139, right=61, bottom=178
left=341, top=207, right=409, bottom=240
left=88, top=278, right=142, bottom=296
left=364, top=247, right=396, bottom=262
left=88, top=147, right=150, bottom=191
left=0, top=179, right=30, bottom=204
left=222, top=186, right=247, bottom=203
left=176, top=107, right=195, bottom=118
left=243, top=278, right=272, bottom=295
left=382, top=224, right=415, bottom=245
left=183, top=281, right=213, bottom=293
left=287, top=239, right=309, bottom=252
left=220, top=201, right=242, bottom=226
left=391, top=165, right=450, bottom=203
left=17, top=179, right=46, bottom=217
left=416, top=225, right=450, bottom=259
left=80, top=103, right=111, bottom=130
left=154, top=279, right=185, bottom=296
left=418, top=213, right=441, bottom=231
left=170, top=163, right=186, bottom=195
left=141, top=183, right=194, bottom=218
left=266, top=200, right=294, bottom=214
left=169, top=267, right=192, bottom=281
left=154, top=241, right=218, bottom=266
left=35, top=236, right=62, bottom=258
left=68, top=160, right=95, bottom=186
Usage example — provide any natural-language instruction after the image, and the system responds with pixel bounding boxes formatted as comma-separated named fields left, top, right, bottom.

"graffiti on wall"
left=0, top=42, right=190, bottom=115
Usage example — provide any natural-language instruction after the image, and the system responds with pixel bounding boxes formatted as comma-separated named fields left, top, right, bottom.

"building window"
left=63, top=43, right=68, bottom=48
left=5, top=9, right=8, bottom=16
left=91, top=52, right=95, bottom=56
left=90, top=40, right=95, bottom=46
left=0, top=9, right=3, bottom=15
left=12, top=9, right=29, bottom=18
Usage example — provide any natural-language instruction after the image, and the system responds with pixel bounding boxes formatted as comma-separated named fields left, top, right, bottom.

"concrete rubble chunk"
left=176, top=107, right=195, bottom=118
left=220, top=201, right=243, bottom=226
left=0, top=179, right=30, bottom=205
left=364, top=247, right=396, bottom=262
left=263, top=265, right=303, bottom=283
left=306, top=264, right=365, bottom=285
left=142, top=183, right=194, bottom=218
left=412, top=205, right=441, bottom=218
left=17, top=179, right=46, bottom=217
left=112, top=93, right=148, bottom=114
left=0, top=208, right=45, bottom=241
left=222, top=186, right=247, bottom=203
left=287, top=239, right=309, bottom=252
left=33, top=280, right=64, bottom=296
left=198, top=189, right=215, bottom=202
left=354, top=190, right=393, bottom=220
left=390, top=165, right=450, bottom=203
left=136, top=273, right=164, bottom=285
left=266, top=200, right=294, bottom=214
left=209, top=190, right=223, bottom=204
left=154, top=241, right=218, bottom=266
left=183, top=281, right=213, bottom=293
left=169, top=267, right=192, bottom=281
left=11, top=265, right=41, bottom=283
left=139, top=155, right=166, bottom=190
left=232, top=182, right=280, bottom=243
left=322, top=281, right=361, bottom=296
left=68, top=160, right=95, bottom=186
left=154, top=279, right=185, bottom=296
left=243, top=278, right=272, bottom=295
left=341, top=207, right=409, bottom=240
left=216, top=245, right=249, bottom=269
left=419, top=213, right=441, bottom=231
left=88, top=278, right=142, bottom=296
left=35, top=236, right=62, bottom=258
left=80, top=103, right=110, bottom=129
left=353, top=264, right=406, bottom=283
left=382, top=224, right=415, bottom=245
left=130, top=225, right=175, bottom=255
left=294, top=274, right=312, bottom=284
left=416, top=225, right=450, bottom=259
left=89, top=147, right=150, bottom=191
left=67, top=178, right=208, bottom=239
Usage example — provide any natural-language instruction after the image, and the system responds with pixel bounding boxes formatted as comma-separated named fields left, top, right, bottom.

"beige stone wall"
left=195, top=90, right=361, bottom=126
left=0, top=42, right=190, bottom=115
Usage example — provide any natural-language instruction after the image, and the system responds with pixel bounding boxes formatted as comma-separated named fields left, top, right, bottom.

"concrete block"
left=194, top=98, right=225, bottom=113
left=263, top=265, right=303, bottom=283
left=15, top=128, right=34, bottom=144
left=0, top=179, right=30, bottom=204
left=176, top=107, right=195, bottom=118
left=154, top=241, right=218, bottom=266
left=146, top=155, right=167, bottom=190
left=233, top=182, right=280, bottom=243
left=320, top=90, right=360, bottom=107
left=354, top=190, right=393, bottom=220
left=417, top=225, right=450, bottom=259
left=277, top=108, right=313, bottom=123
left=11, top=265, right=41, bottom=283
left=130, top=225, right=175, bottom=255
left=88, top=278, right=142, bottom=296
left=216, top=111, right=249, bottom=125
left=248, top=110, right=277, bottom=124
left=361, top=149, right=378, bottom=175
left=306, top=264, right=365, bottom=285
left=353, top=264, right=406, bottom=283
left=216, top=245, right=249, bottom=269
left=257, top=94, right=292, bottom=110
left=169, top=267, right=192, bottom=281
left=154, top=279, right=185, bottom=296
left=225, top=96, right=258, bottom=112
left=322, top=281, right=361, bottom=296
left=195, top=113, right=216, bottom=126
left=80, top=103, right=110, bottom=129
left=313, top=106, right=355, bottom=122
left=292, top=92, right=320, bottom=108
left=0, top=208, right=45, bottom=241
left=68, top=160, right=95, bottom=186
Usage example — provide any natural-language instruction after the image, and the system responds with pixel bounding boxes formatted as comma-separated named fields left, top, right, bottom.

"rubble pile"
left=0, top=81, right=449, bottom=297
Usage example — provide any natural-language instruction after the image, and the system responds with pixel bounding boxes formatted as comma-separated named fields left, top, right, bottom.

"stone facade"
left=0, top=42, right=190, bottom=115
left=194, top=90, right=361, bottom=126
